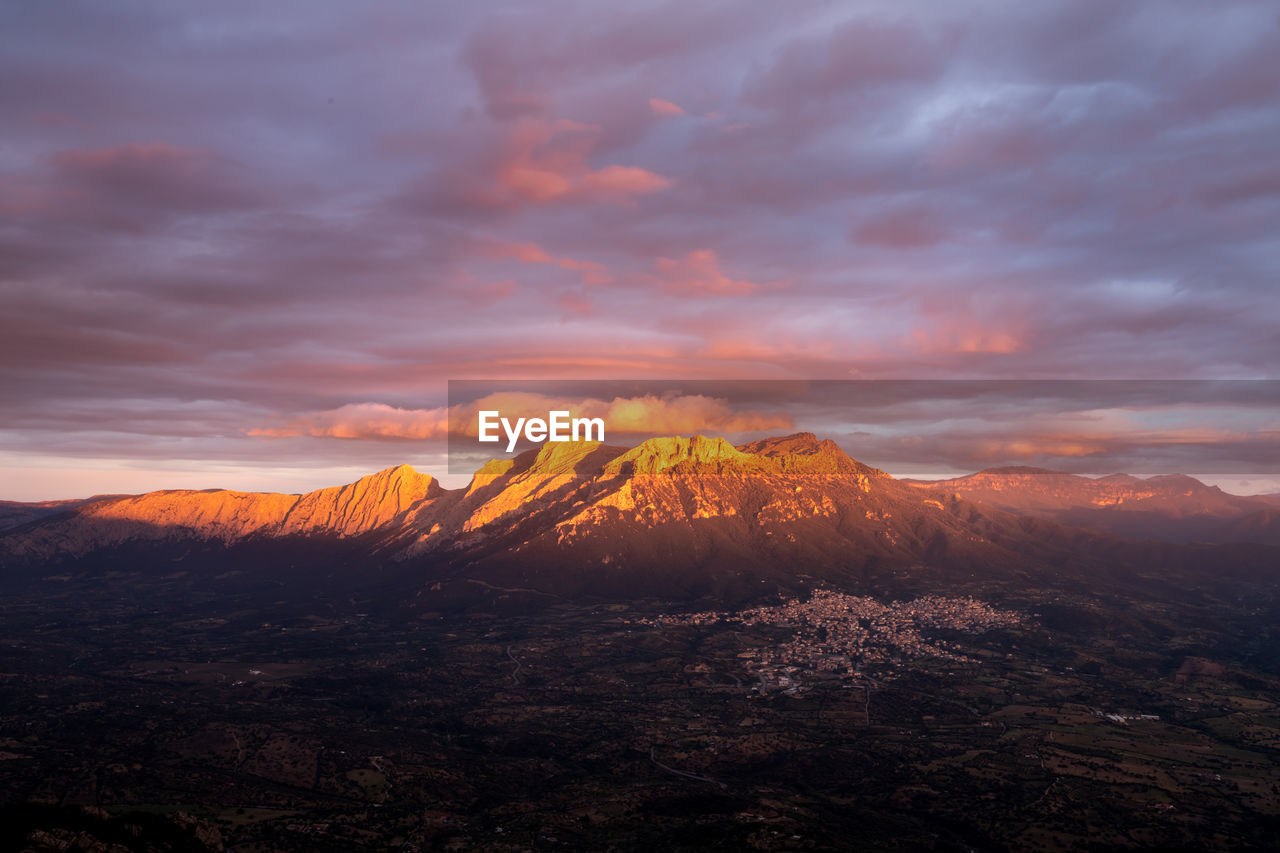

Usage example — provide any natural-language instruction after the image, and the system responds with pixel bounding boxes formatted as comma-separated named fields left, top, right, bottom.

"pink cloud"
left=495, top=119, right=671, bottom=204
left=557, top=291, right=594, bottom=316
left=3, top=141, right=263, bottom=228
left=488, top=239, right=614, bottom=285
left=649, top=97, right=685, bottom=117
left=555, top=257, right=612, bottom=285
left=490, top=241, right=555, bottom=264
left=655, top=249, right=762, bottom=296
left=911, top=322, right=1023, bottom=355
left=50, top=143, right=255, bottom=211
left=469, top=278, right=518, bottom=305
left=577, top=164, right=671, bottom=196
left=701, top=337, right=839, bottom=364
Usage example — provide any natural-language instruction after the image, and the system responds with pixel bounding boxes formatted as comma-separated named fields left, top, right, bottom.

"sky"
left=1, top=0, right=1278, bottom=499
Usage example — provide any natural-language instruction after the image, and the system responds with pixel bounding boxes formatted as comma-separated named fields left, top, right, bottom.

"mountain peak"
left=275, top=463, right=441, bottom=535
left=366, top=463, right=434, bottom=487
left=338, top=463, right=440, bottom=504
left=526, top=440, right=627, bottom=478
left=466, top=457, right=520, bottom=496
left=604, top=435, right=753, bottom=475
left=738, top=432, right=879, bottom=477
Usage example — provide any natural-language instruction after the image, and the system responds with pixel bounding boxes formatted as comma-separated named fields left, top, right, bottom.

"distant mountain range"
left=903, top=467, right=1280, bottom=544
left=2, top=433, right=1277, bottom=603
left=0, top=497, right=99, bottom=532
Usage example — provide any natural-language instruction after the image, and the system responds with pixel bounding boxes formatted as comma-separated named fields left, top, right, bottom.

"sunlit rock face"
left=0, top=464, right=444, bottom=559
left=902, top=466, right=1276, bottom=542
left=0, top=432, right=1132, bottom=596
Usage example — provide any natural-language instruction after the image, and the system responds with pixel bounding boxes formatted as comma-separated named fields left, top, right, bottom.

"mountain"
left=903, top=467, right=1275, bottom=543
left=2, top=434, right=1275, bottom=604
left=402, top=434, right=1091, bottom=600
left=0, top=464, right=442, bottom=562
left=1213, top=508, right=1280, bottom=547
left=0, top=498, right=98, bottom=534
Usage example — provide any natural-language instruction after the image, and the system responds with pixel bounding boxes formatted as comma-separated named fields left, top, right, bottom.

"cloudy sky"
left=2, top=1, right=1278, bottom=499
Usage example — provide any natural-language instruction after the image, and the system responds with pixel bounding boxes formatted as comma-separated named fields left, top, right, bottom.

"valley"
left=3, top=569, right=1280, bottom=851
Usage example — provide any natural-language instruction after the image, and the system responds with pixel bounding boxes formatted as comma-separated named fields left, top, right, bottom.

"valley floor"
left=3, top=577, right=1280, bottom=851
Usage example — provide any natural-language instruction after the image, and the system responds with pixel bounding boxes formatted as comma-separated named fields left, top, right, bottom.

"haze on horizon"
left=1, top=1, right=1278, bottom=501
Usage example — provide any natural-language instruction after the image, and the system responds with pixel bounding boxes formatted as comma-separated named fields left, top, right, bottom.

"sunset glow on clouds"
left=1, top=1, right=1278, bottom=498
left=252, top=394, right=793, bottom=442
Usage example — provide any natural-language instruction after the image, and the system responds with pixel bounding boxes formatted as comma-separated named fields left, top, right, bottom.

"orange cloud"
left=495, top=119, right=671, bottom=204
left=980, top=439, right=1109, bottom=459
left=251, top=394, right=792, bottom=442
left=702, top=337, right=838, bottom=363
left=649, top=97, right=685, bottom=117
left=578, top=164, right=672, bottom=195
left=910, top=320, right=1023, bottom=355
left=596, top=394, right=792, bottom=434
left=462, top=392, right=792, bottom=436
left=250, top=403, right=449, bottom=440
left=494, top=241, right=554, bottom=264
left=655, top=249, right=761, bottom=296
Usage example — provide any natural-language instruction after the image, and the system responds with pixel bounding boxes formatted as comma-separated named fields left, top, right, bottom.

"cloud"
left=4, top=142, right=263, bottom=231
left=745, top=15, right=949, bottom=109
left=649, top=97, right=685, bottom=117
left=461, top=23, right=555, bottom=119
left=494, top=119, right=671, bottom=203
left=462, top=392, right=793, bottom=436
left=851, top=204, right=952, bottom=248
left=654, top=250, right=763, bottom=296
left=594, top=394, right=792, bottom=434
left=252, top=393, right=793, bottom=442
left=488, top=240, right=613, bottom=285
left=557, top=290, right=594, bottom=316
left=577, top=164, right=671, bottom=196
left=491, top=241, right=554, bottom=264
left=250, top=403, right=450, bottom=440
left=911, top=323, right=1023, bottom=356
left=403, top=117, right=672, bottom=217
left=465, top=277, right=519, bottom=306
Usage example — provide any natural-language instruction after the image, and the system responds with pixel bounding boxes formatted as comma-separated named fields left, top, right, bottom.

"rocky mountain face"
left=0, top=464, right=442, bottom=561
left=2, top=434, right=1276, bottom=602
left=1213, top=508, right=1280, bottom=547
left=904, top=467, right=1277, bottom=543
left=0, top=498, right=97, bottom=534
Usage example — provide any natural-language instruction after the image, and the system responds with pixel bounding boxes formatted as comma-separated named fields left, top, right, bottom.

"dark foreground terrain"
left=3, top=568, right=1280, bottom=852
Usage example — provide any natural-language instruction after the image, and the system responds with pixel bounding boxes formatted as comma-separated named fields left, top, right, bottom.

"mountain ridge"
left=0, top=464, right=443, bottom=561
left=904, top=465, right=1276, bottom=542
left=3, top=433, right=1278, bottom=604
